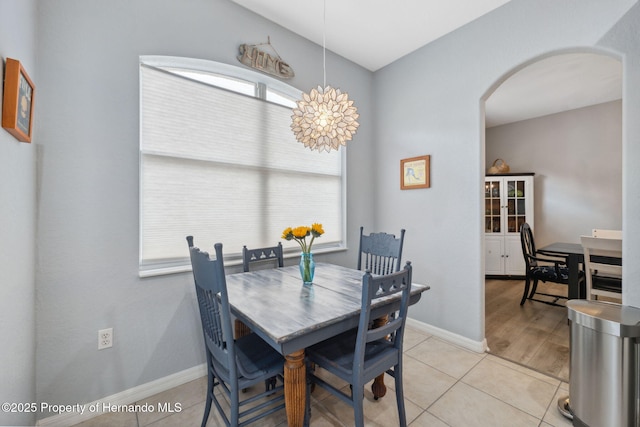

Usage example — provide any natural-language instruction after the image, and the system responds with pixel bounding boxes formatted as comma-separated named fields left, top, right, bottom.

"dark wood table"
left=225, top=263, right=429, bottom=427
left=537, top=242, right=585, bottom=299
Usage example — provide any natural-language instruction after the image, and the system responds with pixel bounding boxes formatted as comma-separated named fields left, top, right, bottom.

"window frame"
left=138, top=56, right=347, bottom=277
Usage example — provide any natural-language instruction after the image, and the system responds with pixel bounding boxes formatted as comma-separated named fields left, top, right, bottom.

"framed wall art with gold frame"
left=400, top=155, right=430, bottom=190
left=2, top=58, right=35, bottom=143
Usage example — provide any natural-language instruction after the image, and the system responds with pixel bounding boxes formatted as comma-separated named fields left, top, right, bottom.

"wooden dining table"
left=224, top=262, right=429, bottom=427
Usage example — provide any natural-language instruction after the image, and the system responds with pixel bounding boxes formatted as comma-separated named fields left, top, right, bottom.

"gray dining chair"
left=357, top=226, right=406, bottom=400
left=235, top=243, right=285, bottom=340
left=242, top=242, right=284, bottom=272
left=186, top=237, right=285, bottom=427
left=305, top=261, right=413, bottom=427
left=357, top=226, right=406, bottom=275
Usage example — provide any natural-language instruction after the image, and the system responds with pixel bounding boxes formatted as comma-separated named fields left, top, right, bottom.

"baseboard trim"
left=37, top=320, right=486, bottom=426
left=36, top=364, right=206, bottom=427
left=485, top=275, right=525, bottom=280
left=406, top=318, right=488, bottom=353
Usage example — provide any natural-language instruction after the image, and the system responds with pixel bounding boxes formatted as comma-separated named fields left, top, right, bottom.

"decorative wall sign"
left=2, top=58, right=35, bottom=143
left=401, top=155, right=431, bottom=190
left=237, top=37, right=294, bottom=79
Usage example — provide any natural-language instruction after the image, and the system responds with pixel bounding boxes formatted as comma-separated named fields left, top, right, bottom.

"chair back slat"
left=592, top=229, right=622, bottom=239
left=366, top=317, right=403, bottom=342
left=196, top=286, right=224, bottom=349
left=242, top=242, right=284, bottom=272
left=358, top=227, right=405, bottom=275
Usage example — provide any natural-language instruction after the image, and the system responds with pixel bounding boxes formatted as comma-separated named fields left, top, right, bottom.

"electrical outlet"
left=98, top=328, right=113, bottom=350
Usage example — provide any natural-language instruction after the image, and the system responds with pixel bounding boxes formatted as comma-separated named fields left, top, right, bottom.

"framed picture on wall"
left=400, top=155, right=430, bottom=190
left=2, top=58, right=35, bottom=143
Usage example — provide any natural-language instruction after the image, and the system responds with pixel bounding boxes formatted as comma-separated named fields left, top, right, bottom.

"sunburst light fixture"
left=290, top=1, right=359, bottom=152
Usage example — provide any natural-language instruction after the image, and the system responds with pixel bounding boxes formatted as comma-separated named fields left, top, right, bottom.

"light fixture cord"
left=323, top=0, right=326, bottom=88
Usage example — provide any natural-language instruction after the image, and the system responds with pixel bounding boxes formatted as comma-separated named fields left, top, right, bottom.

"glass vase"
left=299, top=252, right=315, bottom=286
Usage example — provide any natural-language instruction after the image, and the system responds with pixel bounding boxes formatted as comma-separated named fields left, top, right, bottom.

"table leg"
left=284, top=349, right=305, bottom=427
left=234, top=319, right=251, bottom=339
left=371, top=315, right=388, bottom=400
left=567, top=254, right=581, bottom=299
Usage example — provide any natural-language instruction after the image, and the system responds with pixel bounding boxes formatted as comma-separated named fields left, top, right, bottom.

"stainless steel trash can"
left=567, top=300, right=640, bottom=427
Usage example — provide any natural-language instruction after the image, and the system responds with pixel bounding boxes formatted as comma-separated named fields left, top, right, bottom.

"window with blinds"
left=139, top=58, right=345, bottom=275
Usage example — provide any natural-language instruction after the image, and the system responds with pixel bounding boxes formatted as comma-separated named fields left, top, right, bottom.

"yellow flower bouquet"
left=281, top=223, right=325, bottom=254
left=282, top=223, right=324, bottom=285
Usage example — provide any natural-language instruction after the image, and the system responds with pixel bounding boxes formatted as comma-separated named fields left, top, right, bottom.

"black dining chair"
left=186, top=237, right=285, bottom=427
left=520, top=223, right=579, bottom=306
left=357, top=226, right=406, bottom=275
left=305, top=261, right=413, bottom=427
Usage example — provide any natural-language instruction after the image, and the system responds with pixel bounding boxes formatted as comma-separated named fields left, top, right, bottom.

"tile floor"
left=72, top=326, right=573, bottom=427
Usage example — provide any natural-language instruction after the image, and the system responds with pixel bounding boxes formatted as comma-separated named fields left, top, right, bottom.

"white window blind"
left=139, top=59, right=345, bottom=273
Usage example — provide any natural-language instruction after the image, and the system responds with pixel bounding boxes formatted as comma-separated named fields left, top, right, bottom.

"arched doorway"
left=481, top=50, right=623, bottom=380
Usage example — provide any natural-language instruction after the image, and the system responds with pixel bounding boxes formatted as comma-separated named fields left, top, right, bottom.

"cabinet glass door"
left=506, top=179, right=526, bottom=233
left=485, top=180, right=501, bottom=233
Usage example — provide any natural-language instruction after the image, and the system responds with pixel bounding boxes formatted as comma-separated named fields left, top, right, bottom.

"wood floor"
left=485, top=278, right=570, bottom=382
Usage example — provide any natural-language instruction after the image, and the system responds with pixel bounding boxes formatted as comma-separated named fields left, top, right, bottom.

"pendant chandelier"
left=290, top=0, right=359, bottom=152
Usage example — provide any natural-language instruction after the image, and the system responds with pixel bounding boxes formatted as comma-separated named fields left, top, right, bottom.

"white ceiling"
left=486, top=53, right=622, bottom=127
left=232, top=0, right=622, bottom=127
left=232, top=0, right=512, bottom=72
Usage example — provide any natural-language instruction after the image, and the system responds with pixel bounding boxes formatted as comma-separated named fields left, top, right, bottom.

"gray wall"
left=486, top=100, right=623, bottom=247
left=0, top=1, right=37, bottom=426
left=4, top=0, right=640, bottom=422
left=34, top=0, right=373, bottom=416
left=373, top=0, right=640, bottom=343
